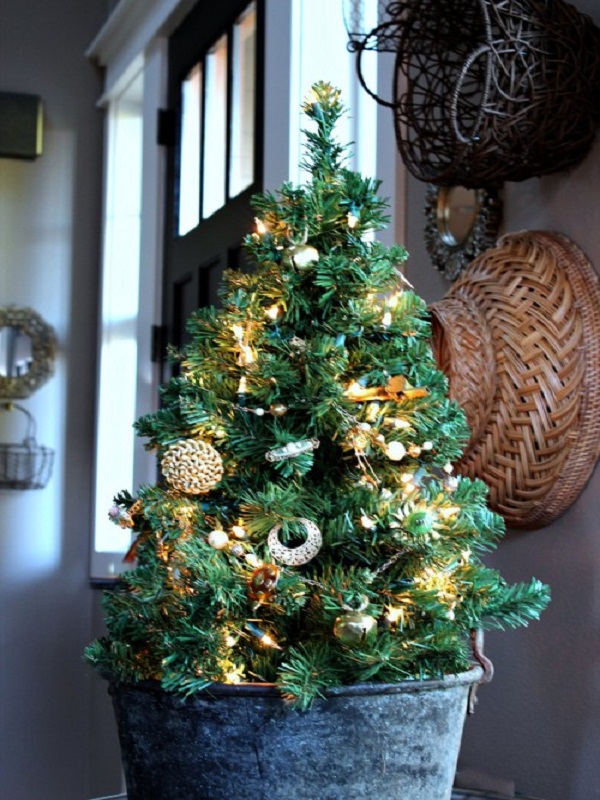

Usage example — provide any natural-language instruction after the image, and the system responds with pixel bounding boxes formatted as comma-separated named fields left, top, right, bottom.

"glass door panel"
left=229, top=2, right=256, bottom=198
left=178, top=61, right=202, bottom=236
left=202, top=34, right=228, bottom=219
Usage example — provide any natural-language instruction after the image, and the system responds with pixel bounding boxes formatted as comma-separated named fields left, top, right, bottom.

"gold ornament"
left=333, top=611, right=377, bottom=645
left=284, top=244, right=320, bottom=270
left=267, top=518, right=322, bottom=565
left=344, top=375, right=429, bottom=403
left=161, top=439, right=224, bottom=494
left=269, top=403, right=288, bottom=417
left=248, top=564, right=281, bottom=602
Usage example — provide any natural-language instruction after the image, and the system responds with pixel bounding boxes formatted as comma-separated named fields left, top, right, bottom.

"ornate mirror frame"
left=424, top=185, right=503, bottom=281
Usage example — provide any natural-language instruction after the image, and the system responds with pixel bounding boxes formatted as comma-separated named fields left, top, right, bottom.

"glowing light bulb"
left=386, top=606, right=403, bottom=625
left=238, top=377, right=247, bottom=395
left=232, top=323, right=244, bottom=341
left=360, top=514, right=376, bottom=529
left=255, top=217, right=267, bottom=234
left=381, top=310, right=392, bottom=327
left=241, top=345, right=255, bottom=364
left=231, top=524, right=246, bottom=539
left=438, top=505, right=461, bottom=520
left=266, top=304, right=281, bottom=320
left=260, top=633, right=281, bottom=649
left=347, top=212, right=359, bottom=229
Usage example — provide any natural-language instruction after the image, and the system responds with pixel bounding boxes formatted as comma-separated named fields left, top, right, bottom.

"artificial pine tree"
left=86, top=82, right=549, bottom=710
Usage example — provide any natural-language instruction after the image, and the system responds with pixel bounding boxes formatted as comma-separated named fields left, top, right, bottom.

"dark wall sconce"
left=0, top=91, right=43, bottom=160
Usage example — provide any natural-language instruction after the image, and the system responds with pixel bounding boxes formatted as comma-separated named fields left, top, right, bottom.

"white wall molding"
left=86, top=0, right=196, bottom=100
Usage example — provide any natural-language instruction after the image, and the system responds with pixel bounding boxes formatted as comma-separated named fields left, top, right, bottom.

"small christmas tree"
left=86, top=83, right=549, bottom=709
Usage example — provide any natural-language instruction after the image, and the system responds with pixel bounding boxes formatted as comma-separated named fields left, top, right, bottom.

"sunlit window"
left=230, top=3, right=257, bottom=198
left=92, top=71, right=144, bottom=580
left=202, top=34, right=228, bottom=219
left=178, top=62, right=202, bottom=236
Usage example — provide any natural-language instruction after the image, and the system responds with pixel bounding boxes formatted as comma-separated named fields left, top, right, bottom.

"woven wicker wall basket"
left=385, top=0, right=600, bottom=186
left=430, top=231, right=600, bottom=530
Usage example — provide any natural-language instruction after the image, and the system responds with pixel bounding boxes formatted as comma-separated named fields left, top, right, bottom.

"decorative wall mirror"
left=424, top=185, right=502, bottom=281
left=0, top=306, right=56, bottom=399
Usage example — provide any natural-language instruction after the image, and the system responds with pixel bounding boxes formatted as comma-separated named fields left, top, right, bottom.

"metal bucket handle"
left=468, top=628, right=494, bottom=713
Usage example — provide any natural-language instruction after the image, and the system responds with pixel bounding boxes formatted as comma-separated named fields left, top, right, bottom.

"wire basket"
left=353, top=0, right=600, bottom=187
left=0, top=404, right=54, bottom=490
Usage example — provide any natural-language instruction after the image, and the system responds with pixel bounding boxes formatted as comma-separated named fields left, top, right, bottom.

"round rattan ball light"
left=430, top=231, right=600, bottom=530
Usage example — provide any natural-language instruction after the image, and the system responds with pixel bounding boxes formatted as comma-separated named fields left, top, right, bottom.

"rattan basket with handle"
left=430, top=231, right=600, bottom=530
left=352, top=0, right=600, bottom=187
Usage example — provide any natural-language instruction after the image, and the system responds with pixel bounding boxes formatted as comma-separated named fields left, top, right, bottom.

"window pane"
left=93, top=75, right=144, bottom=578
left=202, top=34, right=228, bottom=219
left=229, top=2, right=256, bottom=198
left=178, top=62, right=202, bottom=236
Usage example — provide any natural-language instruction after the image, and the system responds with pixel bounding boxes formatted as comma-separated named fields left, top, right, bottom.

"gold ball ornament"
left=269, top=403, right=288, bottom=417
left=334, top=611, right=377, bottom=645
left=161, top=439, right=224, bottom=494
left=284, top=244, right=320, bottom=270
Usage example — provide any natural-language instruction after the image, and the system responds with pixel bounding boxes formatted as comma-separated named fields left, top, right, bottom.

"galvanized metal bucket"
left=110, top=666, right=484, bottom=800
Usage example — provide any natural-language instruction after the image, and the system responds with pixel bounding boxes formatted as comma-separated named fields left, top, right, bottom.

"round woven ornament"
left=430, top=231, right=600, bottom=529
left=161, top=439, right=223, bottom=494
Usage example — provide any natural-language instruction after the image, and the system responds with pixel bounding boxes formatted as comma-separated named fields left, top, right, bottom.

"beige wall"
left=403, top=3, right=600, bottom=798
left=0, top=1, right=122, bottom=798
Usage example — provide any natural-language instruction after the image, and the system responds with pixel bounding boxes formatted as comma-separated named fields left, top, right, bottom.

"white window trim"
left=89, top=37, right=167, bottom=581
